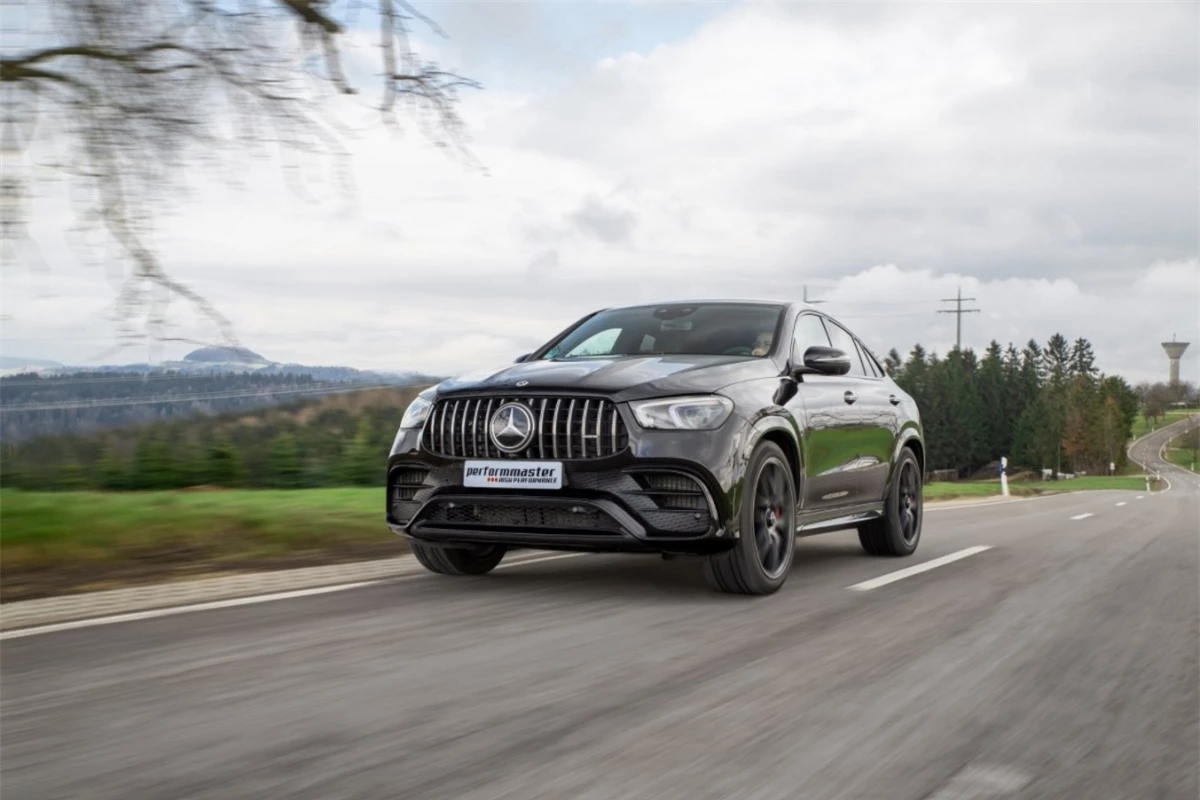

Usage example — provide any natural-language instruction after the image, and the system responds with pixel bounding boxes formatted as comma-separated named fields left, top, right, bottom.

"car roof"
left=603, top=298, right=812, bottom=311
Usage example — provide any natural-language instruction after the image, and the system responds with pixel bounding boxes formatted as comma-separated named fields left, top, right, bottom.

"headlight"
left=631, top=395, right=734, bottom=430
left=399, top=394, right=434, bottom=430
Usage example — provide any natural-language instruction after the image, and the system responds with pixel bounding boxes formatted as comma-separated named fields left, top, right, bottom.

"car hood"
left=433, top=355, right=779, bottom=401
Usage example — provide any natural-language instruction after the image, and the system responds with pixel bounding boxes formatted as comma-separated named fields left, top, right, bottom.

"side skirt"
left=795, top=502, right=885, bottom=537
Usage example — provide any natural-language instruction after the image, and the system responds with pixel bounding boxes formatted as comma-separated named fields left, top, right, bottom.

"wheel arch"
left=746, top=414, right=804, bottom=494
left=889, top=427, right=925, bottom=490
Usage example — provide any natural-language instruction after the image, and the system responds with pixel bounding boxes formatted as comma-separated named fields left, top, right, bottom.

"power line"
left=0, top=383, right=423, bottom=413
left=937, top=286, right=981, bottom=350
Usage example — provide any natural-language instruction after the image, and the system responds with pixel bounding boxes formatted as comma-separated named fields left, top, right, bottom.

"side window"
left=792, top=314, right=831, bottom=364
left=824, top=321, right=867, bottom=377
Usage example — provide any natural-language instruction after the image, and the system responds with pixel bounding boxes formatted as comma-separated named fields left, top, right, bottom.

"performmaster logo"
left=464, top=465, right=559, bottom=485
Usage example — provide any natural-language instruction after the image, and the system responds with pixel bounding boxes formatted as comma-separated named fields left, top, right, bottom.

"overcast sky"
left=5, top=0, right=1198, bottom=385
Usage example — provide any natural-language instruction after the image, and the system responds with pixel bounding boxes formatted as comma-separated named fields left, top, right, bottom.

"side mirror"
left=514, top=353, right=532, bottom=363
left=791, top=346, right=851, bottom=377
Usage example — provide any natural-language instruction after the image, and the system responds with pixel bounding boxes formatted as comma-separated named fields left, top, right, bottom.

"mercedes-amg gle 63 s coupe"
left=387, top=300, right=925, bottom=595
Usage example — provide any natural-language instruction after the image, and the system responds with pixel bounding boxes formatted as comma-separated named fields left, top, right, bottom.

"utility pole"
left=938, top=286, right=980, bottom=350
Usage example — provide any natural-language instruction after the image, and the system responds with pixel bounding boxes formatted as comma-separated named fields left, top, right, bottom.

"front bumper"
left=385, top=417, right=749, bottom=554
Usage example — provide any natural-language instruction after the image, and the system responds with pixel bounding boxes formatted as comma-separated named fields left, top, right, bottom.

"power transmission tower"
left=938, top=286, right=980, bottom=350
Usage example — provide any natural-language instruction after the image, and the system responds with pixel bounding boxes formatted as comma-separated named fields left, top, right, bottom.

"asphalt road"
left=3, top=421, right=1198, bottom=800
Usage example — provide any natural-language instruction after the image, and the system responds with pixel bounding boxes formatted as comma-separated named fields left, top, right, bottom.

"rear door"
left=822, top=319, right=899, bottom=503
left=785, top=313, right=863, bottom=511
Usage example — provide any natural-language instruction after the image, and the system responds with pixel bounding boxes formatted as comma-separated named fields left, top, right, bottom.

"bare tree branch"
left=3, top=0, right=481, bottom=350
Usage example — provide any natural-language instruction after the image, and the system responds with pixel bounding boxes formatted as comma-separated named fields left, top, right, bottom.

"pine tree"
left=978, top=341, right=1007, bottom=461
left=884, top=348, right=903, bottom=378
left=268, top=432, right=303, bottom=489
left=97, top=444, right=128, bottom=490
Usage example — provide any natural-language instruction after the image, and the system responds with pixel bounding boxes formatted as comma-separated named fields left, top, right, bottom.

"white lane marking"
left=847, top=546, right=992, bottom=592
left=1136, top=495, right=1145, bottom=500
left=0, top=552, right=587, bottom=641
left=1070, top=513, right=1094, bottom=521
left=1115, top=502, right=1127, bottom=507
left=926, top=763, right=1032, bottom=799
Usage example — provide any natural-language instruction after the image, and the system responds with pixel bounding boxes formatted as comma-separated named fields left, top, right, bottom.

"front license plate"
left=463, top=460, right=563, bottom=490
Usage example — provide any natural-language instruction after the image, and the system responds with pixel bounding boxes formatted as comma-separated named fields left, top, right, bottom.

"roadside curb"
left=0, top=555, right=425, bottom=632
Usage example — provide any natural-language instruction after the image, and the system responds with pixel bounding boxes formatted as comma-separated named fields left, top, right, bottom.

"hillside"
left=0, top=367, right=438, bottom=443
left=0, top=385, right=430, bottom=491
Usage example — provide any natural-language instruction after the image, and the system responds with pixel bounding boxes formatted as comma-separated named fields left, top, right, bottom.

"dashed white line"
left=0, top=552, right=587, bottom=641
left=1070, top=513, right=1095, bottom=521
left=1136, top=495, right=1145, bottom=500
left=1115, top=501, right=1127, bottom=507
left=847, top=546, right=993, bottom=592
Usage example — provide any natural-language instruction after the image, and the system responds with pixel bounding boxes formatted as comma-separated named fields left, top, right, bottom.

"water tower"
left=1162, top=336, right=1190, bottom=387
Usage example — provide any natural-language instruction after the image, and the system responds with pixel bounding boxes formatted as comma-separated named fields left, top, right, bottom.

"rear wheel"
left=858, top=448, right=922, bottom=557
left=410, top=541, right=508, bottom=575
left=704, top=441, right=796, bottom=595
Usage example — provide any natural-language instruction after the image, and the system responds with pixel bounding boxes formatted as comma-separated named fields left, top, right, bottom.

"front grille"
left=421, top=500, right=622, bottom=533
left=421, top=396, right=630, bottom=460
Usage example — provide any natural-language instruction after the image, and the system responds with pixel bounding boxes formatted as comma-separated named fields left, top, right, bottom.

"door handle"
left=843, top=390, right=857, bottom=405
left=889, top=394, right=901, bottom=406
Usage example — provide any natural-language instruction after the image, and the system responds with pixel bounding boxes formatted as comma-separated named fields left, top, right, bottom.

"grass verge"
left=924, top=475, right=1163, bottom=502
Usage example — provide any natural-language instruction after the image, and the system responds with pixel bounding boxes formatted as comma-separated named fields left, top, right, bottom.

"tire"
left=704, top=441, right=796, bottom=595
left=858, top=447, right=922, bottom=557
left=410, top=540, right=508, bottom=575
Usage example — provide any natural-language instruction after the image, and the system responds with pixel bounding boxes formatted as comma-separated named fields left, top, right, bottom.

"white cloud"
left=4, top=0, right=1197, bottom=388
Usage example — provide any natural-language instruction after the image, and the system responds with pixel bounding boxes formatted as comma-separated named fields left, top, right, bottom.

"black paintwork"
left=386, top=300, right=924, bottom=555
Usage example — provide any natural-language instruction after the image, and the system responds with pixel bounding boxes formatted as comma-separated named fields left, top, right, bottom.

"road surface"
left=3, top=421, right=1197, bottom=800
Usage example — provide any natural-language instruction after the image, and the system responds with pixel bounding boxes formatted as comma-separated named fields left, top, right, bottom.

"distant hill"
left=0, top=356, right=65, bottom=376
left=1, top=385, right=429, bottom=491
left=0, top=366, right=442, bottom=443
left=183, top=346, right=268, bottom=364
left=1, top=346, right=432, bottom=384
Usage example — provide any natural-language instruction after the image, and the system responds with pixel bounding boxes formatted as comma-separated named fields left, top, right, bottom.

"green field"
left=0, top=474, right=1168, bottom=599
left=923, top=475, right=1162, bottom=501
left=0, top=488, right=399, bottom=600
left=1164, top=428, right=1200, bottom=473
left=1131, top=409, right=1198, bottom=440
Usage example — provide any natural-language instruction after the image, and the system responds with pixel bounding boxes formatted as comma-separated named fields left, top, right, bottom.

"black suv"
left=387, top=300, right=925, bottom=595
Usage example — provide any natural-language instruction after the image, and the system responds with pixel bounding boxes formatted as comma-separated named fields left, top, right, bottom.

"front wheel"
left=704, top=441, right=796, bottom=595
left=858, top=448, right=922, bottom=557
left=410, top=541, right=508, bottom=575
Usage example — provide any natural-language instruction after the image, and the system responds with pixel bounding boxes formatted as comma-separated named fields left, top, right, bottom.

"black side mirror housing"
left=514, top=353, right=532, bottom=363
left=790, top=346, right=852, bottom=378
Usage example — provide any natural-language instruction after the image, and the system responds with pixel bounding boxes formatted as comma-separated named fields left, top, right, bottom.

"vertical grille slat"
left=581, top=399, right=591, bottom=459
left=423, top=395, right=628, bottom=461
left=483, top=398, right=494, bottom=458
left=552, top=399, right=562, bottom=459
left=538, top=399, right=547, bottom=460
left=566, top=399, right=576, bottom=459
left=441, top=402, right=449, bottom=454
left=461, top=399, right=470, bottom=458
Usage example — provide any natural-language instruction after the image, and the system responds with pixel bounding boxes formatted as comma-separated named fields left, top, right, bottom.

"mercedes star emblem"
left=489, top=402, right=536, bottom=453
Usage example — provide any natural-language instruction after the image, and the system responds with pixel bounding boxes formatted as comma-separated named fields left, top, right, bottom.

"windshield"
left=542, top=303, right=785, bottom=360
